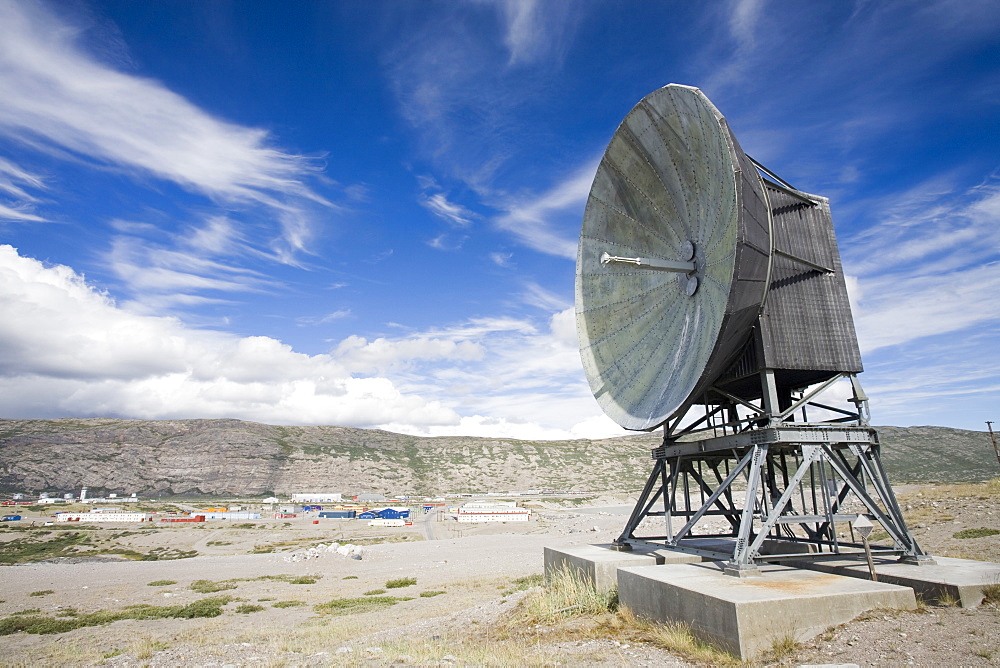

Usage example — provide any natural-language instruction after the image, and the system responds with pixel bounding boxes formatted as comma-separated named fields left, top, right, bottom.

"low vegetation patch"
left=147, top=580, right=176, bottom=587
left=502, top=568, right=738, bottom=665
left=272, top=600, right=306, bottom=608
left=420, top=590, right=445, bottom=598
left=364, top=589, right=387, bottom=596
left=314, top=596, right=404, bottom=616
left=503, top=574, right=543, bottom=595
left=953, top=528, right=1000, bottom=539
left=0, top=531, right=92, bottom=564
left=514, top=567, right=616, bottom=622
left=190, top=579, right=237, bottom=594
left=0, top=596, right=233, bottom=636
left=235, top=604, right=264, bottom=614
left=385, top=577, right=417, bottom=589
left=232, top=574, right=322, bottom=585
left=141, top=547, right=198, bottom=560
left=29, top=590, right=54, bottom=597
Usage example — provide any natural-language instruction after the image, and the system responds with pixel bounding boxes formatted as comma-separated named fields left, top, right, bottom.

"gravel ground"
left=0, top=485, right=998, bottom=666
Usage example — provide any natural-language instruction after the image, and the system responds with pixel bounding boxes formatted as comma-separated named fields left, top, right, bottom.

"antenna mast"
left=988, top=421, right=1000, bottom=466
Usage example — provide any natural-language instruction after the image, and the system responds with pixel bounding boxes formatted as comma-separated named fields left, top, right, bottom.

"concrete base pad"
left=789, top=555, right=1000, bottom=608
left=617, top=562, right=916, bottom=659
left=544, top=543, right=702, bottom=591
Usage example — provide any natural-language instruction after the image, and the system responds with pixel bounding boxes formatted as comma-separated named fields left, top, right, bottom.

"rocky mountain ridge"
left=0, top=419, right=995, bottom=497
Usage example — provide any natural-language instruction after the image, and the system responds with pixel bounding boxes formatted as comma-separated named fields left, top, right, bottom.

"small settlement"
left=3, top=489, right=540, bottom=527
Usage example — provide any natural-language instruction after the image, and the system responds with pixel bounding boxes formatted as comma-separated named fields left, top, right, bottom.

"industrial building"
left=357, top=507, right=411, bottom=520
left=56, top=511, right=153, bottom=523
left=196, top=511, right=261, bottom=520
left=455, top=502, right=530, bottom=523
left=291, top=493, right=343, bottom=502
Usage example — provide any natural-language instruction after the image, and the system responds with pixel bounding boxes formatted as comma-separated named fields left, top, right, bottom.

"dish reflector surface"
left=576, top=85, right=770, bottom=430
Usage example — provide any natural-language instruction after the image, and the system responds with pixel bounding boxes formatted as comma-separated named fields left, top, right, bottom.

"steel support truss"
left=613, top=374, right=933, bottom=575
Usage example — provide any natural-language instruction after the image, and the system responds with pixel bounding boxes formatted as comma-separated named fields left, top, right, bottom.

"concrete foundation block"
left=617, top=562, right=916, bottom=659
left=543, top=543, right=701, bottom=592
left=789, top=555, right=1000, bottom=608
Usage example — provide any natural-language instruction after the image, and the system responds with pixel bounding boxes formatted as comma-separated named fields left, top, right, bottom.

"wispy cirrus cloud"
left=420, top=192, right=477, bottom=227
left=0, top=157, right=46, bottom=222
left=0, top=2, right=333, bottom=276
left=844, top=178, right=1000, bottom=353
left=486, top=0, right=582, bottom=67
left=492, top=159, right=598, bottom=259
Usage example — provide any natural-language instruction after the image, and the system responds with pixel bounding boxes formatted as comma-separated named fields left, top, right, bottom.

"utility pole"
left=988, top=421, right=1000, bottom=466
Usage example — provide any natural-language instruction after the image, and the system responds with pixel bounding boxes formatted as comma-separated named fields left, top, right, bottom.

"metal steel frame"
left=613, top=372, right=932, bottom=575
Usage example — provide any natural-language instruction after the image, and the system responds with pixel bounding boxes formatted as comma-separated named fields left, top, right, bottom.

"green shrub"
left=953, top=528, right=1000, bottom=539
left=235, top=604, right=264, bottom=614
left=190, top=579, right=237, bottom=594
left=364, top=589, right=387, bottom=596
left=314, top=596, right=402, bottom=616
left=147, top=580, right=176, bottom=587
left=0, top=596, right=232, bottom=635
left=385, top=577, right=416, bottom=589
left=272, top=600, right=306, bottom=608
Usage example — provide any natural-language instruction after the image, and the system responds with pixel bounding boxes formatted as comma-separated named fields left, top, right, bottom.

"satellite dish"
left=576, top=85, right=771, bottom=431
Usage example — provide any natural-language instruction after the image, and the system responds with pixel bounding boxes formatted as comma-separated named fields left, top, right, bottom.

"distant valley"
left=0, top=419, right=995, bottom=497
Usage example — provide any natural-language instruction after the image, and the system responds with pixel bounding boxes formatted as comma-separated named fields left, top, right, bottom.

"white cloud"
left=844, top=180, right=1000, bottom=353
left=0, top=245, right=618, bottom=438
left=420, top=192, right=477, bottom=227
left=0, top=156, right=46, bottom=222
left=490, top=251, right=513, bottom=267
left=0, top=2, right=330, bottom=262
left=334, top=335, right=484, bottom=375
left=493, top=159, right=598, bottom=258
left=487, top=0, right=582, bottom=67
left=296, top=310, right=352, bottom=327
left=0, top=245, right=458, bottom=427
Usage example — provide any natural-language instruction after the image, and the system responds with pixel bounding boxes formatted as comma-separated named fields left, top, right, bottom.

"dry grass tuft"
left=512, top=565, right=617, bottom=624
left=617, top=607, right=742, bottom=665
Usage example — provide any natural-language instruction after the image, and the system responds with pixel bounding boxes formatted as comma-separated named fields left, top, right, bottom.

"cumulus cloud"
left=0, top=245, right=458, bottom=427
left=0, top=245, right=616, bottom=438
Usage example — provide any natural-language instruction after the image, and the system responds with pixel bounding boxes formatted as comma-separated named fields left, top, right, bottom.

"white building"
left=368, top=518, right=406, bottom=527
left=456, top=504, right=531, bottom=523
left=463, top=500, right=517, bottom=509
left=56, top=512, right=153, bottom=523
left=291, top=493, right=343, bottom=503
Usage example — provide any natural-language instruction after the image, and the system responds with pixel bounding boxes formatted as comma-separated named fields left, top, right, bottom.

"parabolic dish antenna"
left=576, top=85, right=771, bottom=431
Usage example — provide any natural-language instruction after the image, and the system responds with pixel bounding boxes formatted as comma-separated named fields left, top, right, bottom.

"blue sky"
left=0, top=0, right=997, bottom=438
